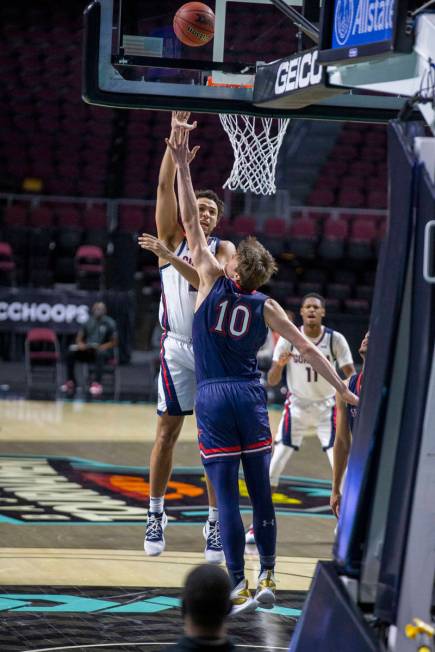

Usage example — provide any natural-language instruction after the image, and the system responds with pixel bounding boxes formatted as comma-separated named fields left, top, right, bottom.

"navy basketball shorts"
left=195, top=378, right=272, bottom=466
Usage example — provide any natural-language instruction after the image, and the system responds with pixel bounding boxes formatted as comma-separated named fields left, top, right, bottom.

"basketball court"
left=0, top=400, right=335, bottom=650
left=1, top=0, right=435, bottom=650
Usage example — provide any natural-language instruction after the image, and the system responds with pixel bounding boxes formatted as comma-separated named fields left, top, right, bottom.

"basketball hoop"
left=219, top=114, right=290, bottom=195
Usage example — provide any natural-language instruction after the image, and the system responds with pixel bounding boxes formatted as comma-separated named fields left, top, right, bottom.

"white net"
left=219, top=114, right=290, bottom=195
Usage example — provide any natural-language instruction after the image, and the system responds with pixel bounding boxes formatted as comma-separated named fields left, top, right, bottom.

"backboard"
left=83, top=0, right=416, bottom=121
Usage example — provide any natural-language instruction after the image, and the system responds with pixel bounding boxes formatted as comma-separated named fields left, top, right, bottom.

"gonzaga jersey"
left=159, top=236, right=219, bottom=337
left=192, top=276, right=268, bottom=383
left=273, top=326, right=353, bottom=401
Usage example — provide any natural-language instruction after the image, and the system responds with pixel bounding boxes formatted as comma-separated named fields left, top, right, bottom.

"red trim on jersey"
left=244, top=437, right=273, bottom=450
left=159, top=333, right=173, bottom=400
left=232, top=279, right=256, bottom=295
left=356, top=371, right=363, bottom=395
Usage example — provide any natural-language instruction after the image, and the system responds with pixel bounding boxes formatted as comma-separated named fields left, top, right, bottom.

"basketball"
left=173, top=2, right=215, bottom=47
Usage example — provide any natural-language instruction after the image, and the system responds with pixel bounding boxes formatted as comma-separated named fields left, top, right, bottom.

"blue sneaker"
left=144, top=511, right=168, bottom=556
left=203, top=520, right=224, bottom=564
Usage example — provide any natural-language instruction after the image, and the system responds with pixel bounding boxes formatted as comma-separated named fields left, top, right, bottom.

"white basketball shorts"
left=275, top=394, right=336, bottom=450
left=157, top=331, right=195, bottom=416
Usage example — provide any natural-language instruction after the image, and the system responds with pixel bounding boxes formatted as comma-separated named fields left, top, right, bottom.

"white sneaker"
left=255, top=570, right=276, bottom=609
left=245, top=524, right=256, bottom=545
left=230, top=579, right=258, bottom=616
left=144, top=511, right=168, bottom=556
left=203, top=520, right=224, bottom=564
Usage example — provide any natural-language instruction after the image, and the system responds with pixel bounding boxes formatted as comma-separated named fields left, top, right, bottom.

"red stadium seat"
left=25, top=327, right=61, bottom=389
left=288, top=218, right=317, bottom=259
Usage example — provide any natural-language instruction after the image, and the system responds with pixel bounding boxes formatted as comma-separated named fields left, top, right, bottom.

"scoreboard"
left=318, top=0, right=415, bottom=65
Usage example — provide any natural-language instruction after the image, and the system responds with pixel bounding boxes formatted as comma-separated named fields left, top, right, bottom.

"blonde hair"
left=236, top=237, right=277, bottom=292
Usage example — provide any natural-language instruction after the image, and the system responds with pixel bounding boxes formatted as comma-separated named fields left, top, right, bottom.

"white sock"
left=326, top=448, right=334, bottom=468
left=269, top=441, right=294, bottom=487
left=149, top=496, right=164, bottom=514
left=208, top=506, right=219, bottom=522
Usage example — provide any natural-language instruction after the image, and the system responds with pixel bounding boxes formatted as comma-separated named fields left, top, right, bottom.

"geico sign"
left=274, top=50, right=322, bottom=95
left=0, top=302, right=90, bottom=323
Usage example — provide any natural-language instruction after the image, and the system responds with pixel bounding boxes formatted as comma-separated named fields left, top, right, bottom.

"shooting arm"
left=177, top=162, right=220, bottom=278
left=155, top=142, right=182, bottom=245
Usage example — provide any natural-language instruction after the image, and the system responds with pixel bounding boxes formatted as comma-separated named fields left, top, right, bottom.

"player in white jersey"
left=138, top=113, right=236, bottom=560
left=246, top=293, right=355, bottom=544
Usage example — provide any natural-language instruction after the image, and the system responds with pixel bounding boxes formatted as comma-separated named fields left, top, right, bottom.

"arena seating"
left=0, top=0, right=389, bottom=320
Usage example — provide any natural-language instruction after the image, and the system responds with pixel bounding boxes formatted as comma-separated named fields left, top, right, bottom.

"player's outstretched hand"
left=330, top=491, right=341, bottom=518
left=171, top=111, right=195, bottom=131
left=340, top=387, right=359, bottom=407
left=138, top=233, right=172, bottom=261
left=166, top=128, right=200, bottom=167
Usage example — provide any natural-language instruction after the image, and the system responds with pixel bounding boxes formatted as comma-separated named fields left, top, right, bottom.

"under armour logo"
left=262, top=519, right=275, bottom=527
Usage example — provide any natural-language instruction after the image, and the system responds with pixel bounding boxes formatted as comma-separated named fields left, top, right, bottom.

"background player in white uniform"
left=246, top=293, right=355, bottom=544
left=138, top=113, right=235, bottom=559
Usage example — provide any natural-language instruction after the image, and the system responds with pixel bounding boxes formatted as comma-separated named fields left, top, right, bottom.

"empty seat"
left=366, top=189, right=388, bottom=209
left=25, top=327, right=61, bottom=390
left=333, top=269, right=357, bottom=285
left=288, top=219, right=317, bottom=259
left=348, top=218, right=376, bottom=260
left=232, top=215, right=257, bottom=242
left=118, top=206, right=146, bottom=233
left=75, top=245, right=104, bottom=290
left=302, top=268, right=328, bottom=284
left=28, top=205, right=54, bottom=228
left=325, top=283, right=351, bottom=300
left=337, top=188, right=365, bottom=208
left=344, top=298, right=370, bottom=314
left=307, top=188, right=335, bottom=207
left=298, top=281, right=324, bottom=296
left=324, top=298, right=341, bottom=313
left=355, top=285, right=374, bottom=301
left=262, top=217, right=288, bottom=255
left=318, top=218, right=348, bottom=260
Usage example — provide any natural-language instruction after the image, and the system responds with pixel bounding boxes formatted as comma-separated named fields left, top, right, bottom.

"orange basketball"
left=173, top=2, right=215, bottom=47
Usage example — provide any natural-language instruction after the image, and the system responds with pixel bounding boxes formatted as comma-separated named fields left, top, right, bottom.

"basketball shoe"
left=203, top=520, right=224, bottom=564
left=144, top=511, right=168, bottom=556
left=230, top=579, right=258, bottom=616
left=245, top=524, right=255, bottom=545
left=255, top=570, right=276, bottom=609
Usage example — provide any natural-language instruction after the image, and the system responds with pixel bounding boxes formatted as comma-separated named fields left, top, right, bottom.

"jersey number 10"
left=213, top=300, right=251, bottom=338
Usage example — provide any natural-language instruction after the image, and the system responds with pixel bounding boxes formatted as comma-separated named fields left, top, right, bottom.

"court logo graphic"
left=0, top=455, right=333, bottom=524
left=334, top=0, right=355, bottom=46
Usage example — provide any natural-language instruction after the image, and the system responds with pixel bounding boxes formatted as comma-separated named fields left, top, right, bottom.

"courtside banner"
left=0, top=289, right=102, bottom=332
left=253, top=48, right=344, bottom=109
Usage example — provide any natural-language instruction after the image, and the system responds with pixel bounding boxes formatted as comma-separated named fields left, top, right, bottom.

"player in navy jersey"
left=161, top=119, right=358, bottom=615
left=330, top=331, right=369, bottom=518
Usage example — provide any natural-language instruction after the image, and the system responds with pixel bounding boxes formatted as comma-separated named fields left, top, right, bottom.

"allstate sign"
left=332, top=0, right=394, bottom=49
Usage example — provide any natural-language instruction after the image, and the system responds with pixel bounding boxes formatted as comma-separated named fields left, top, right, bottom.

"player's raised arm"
left=155, top=112, right=198, bottom=248
left=166, top=126, right=221, bottom=280
left=264, top=298, right=359, bottom=406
